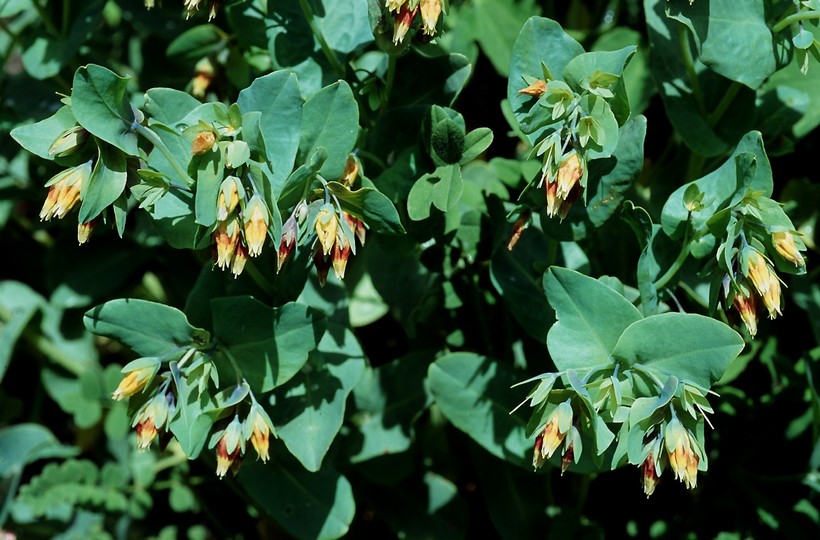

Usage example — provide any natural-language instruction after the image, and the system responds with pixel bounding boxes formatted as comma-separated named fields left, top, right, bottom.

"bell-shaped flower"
left=315, top=204, right=339, bottom=257
left=112, top=358, right=160, bottom=401
left=664, top=416, right=700, bottom=490
left=215, top=416, right=245, bottom=478
left=39, top=162, right=92, bottom=221
left=243, top=195, right=269, bottom=257
left=132, top=390, right=175, bottom=451
left=771, top=231, right=806, bottom=270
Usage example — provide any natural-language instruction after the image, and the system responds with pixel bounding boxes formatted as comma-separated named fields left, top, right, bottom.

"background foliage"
left=1, top=0, right=819, bottom=539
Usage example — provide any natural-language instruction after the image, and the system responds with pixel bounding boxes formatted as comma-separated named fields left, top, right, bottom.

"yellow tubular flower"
left=214, top=218, right=240, bottom=270
left=249, top=415, right=271, bottom=462
left=555, top=153, right=583, bottom=200
left=315, top=205, right=339, bottom=257
left=732, top=289, right=758, bottom=337
left=243, top=196, right=269, bottom=257
left=332, top=235, right=351, bottom=280
left=112, top=365, right=155, bottom=400
left=419, top=0, right=442, bottom=36
left=772, top=231, right=806, bottom=269
left=664, top=417, right=699, bottom=490
left=39, top=162, right=91, bottom=221
left=761, top=275, right=782, bottom=319
left=746, top=249, right=771, bottom=296
left=392, top=4, right=419, bottom=45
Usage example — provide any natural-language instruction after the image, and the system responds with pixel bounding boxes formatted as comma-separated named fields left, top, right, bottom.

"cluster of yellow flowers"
left=385, top=0, right=443, bottom=45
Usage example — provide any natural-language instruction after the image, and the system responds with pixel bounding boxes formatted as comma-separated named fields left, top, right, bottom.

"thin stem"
left=62, top=0, right=70, bottom=35
left=379, top=54, right=398, bottom=115
left=132, top=123, right=194, bottom=188
left=678, top=26, right=706, bottom=116
left=0, top=306, right=85, bottom=376
left=773, top=10, right=820, bottom=33
left=298, top=0, right=345, bottom=77
left=243, top=260, right=277, bottom=298
left=220, top=347, right=244, bottom=386
left=652, top=235, right=691, bottom=290
left=32, top=0, right=61, bottom=37
left=0, top=469, right=23, bottom=527
left=707, top=81, right=741, bottom=127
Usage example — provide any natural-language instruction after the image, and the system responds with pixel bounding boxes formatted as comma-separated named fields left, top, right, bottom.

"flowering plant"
left=0, top=0, right=818, bottom=538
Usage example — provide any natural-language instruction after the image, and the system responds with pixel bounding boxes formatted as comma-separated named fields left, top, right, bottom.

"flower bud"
left=112, top=359, right=160, bottom=401
left=245, top=404, right=275, bottom=463
left=132, top=391, right=174, bottom=451
left=392, top=4, right=419, bottom=45
left=664, top=416, right=699, bottom=490
left=77, top=218, right=99, bottom=245
left=231, top=242, right=249, bottom=278
left=191, top=130, right=216, bottom=155
left=340, top=155, right=359, bottom=187
left=215, top=416, right=245, bottom=478
left=519, top=80, right=547, bottom=98
left=49, top=126, right=89, bottom=158
left=332, top=235, right=351, bottom=280
left=217, top=176, right=243, bottom=221
left=732, top=288, right=758, bottom=337
left=278, top=214, right=299, bottom=272
left=214, top=217, right=240, bottom=270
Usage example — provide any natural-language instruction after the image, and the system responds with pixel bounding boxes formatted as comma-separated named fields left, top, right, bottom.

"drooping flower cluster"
left=145, top=0, right=224, bottom=21
left=519, top=367, right=714, bottom=497
left=111, top=350, right=276, bottom=477
left=385, top=0, right=444, bottom=45
left=278, top=155, right=369, bottom=286
left=212, top=402, right=276, bottom=478
left=190, top=128, right=272, bottom=278
left=717, top=194, right=808, bottom=337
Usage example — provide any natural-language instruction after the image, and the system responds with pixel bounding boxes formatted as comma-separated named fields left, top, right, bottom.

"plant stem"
left=298, top=0, right=345, bottom=77
left=62, top=0, right=70, bottom=35
left=0, top=306, right=86, bottom=376
left=132, top=123, right=194, bottom=188
left=707, top=81, right=741, bottom=127
left=32, top=0, right=61, bottom=37
left=678, top=26, right=706, bottom=117
left=0, top=469, right=23, bottom=527
left=379, top=54, right=398, bottom=115
left=653, top=235, right=691, bottom=290
left=773, top=10, right=820, bottom=33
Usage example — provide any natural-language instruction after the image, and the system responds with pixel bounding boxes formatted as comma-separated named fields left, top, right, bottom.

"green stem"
left=132, top=123, right=194, bottom=188
left=220, top=346, right=245, bottom=386
left=32, top=0, right=61, bottom=37
left=707, top=81, right=741, bottom=127
left=678, top=26, right=706, bottom=117
left=773, top=11, right=820, bottom=33
left=652, top=234, right=691, bottom=290
left=298, top=0, right=345, bottom=77
left=0, top=469, right=23, bottom=527
left=244, top=259, right=277, bottom=298
left=62, top=0, right=70, bottom=35
left=380, top=54, right=398, bottom=115
left=0, top=306, right=85, bottom=376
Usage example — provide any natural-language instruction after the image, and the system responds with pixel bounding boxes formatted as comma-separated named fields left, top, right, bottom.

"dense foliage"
left=1, top=1, right=819, bottom=538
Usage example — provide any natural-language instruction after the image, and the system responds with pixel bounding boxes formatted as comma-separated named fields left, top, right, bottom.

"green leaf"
left=586, top=115, right=646, bottom=227
left=10, top=106, right=77, bottom=161
left=148, top=187, right=207, bottom=250
left=270, top=323, right=366, bottom=471
left=644, top=0, right=756, bottom=156
left=427, top=352, right=530, bottom=468
left=579, top=94, right=619, bottom=159
left=325, top=182, right=405, bottom=235
left=612, top=313, right=745, bottom=388
left=348, top=352, right=431, bottom=463
left=237, top=71, right=303, bottom=183
left=211, top=298, right=325, bottom=393
left=192, top=150, right=223, bottom=228
left=459, top=128, right=494, bottom=164
left=0, top=281, right=44, bottom=385
left=407, top=165, right=463, bottom=220
left=240, top=459, right=355, bottom=540
left=0, top=424, right=76, bottom=478
left=563, top=46, right=636, bottom=124
left=71, top=64, right=139, bottom=157
left=508, top=17, right=584, bottom=139
left=461, top=0, right=539, bottom=77
left=298, top=81, right=358, bottom=180
left=666, top=0, right=776, bottom=90
left=661, top=131, right=772, bottom=242
left=489, top=230, right=553, bottom=342
left=78, top=142, right=127, bottom=223
left=544, top=267, right=643, bottom=370
left=84, top=299, right=210, bottom=358
left=166, top=24, right=228, bottom=63
left=168, top=362, right=213, bottom=459
left=144, top=88, right=202, bottom=125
